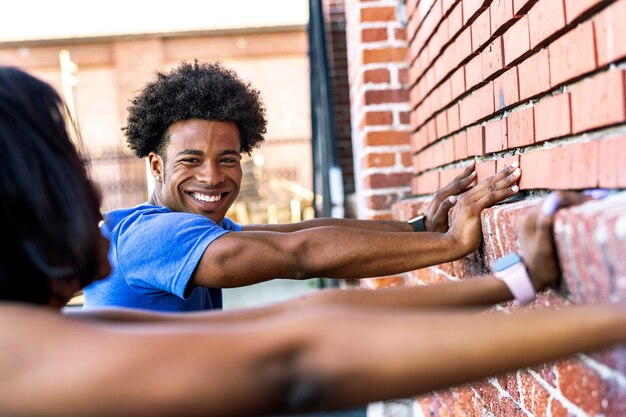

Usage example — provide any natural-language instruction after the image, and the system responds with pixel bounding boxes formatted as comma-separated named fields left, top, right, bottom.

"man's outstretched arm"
left=73, top=191, right=584, bottom=325
left=192, top=164, right=520, bottom=289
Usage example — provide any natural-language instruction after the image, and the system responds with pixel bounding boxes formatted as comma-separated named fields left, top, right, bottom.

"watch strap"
left=493, top=261, right=536, bottom=305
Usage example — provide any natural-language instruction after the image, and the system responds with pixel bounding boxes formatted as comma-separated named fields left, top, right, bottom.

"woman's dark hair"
left=124, top=61, right=267, bottom=158
left=0, top=67, right=103, bottom=304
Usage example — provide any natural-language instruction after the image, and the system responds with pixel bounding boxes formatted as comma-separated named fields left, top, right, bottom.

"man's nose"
left=195, top=162, right=225, bottom=185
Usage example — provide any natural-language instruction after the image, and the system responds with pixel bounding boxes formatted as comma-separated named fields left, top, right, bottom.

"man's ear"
left=148, top=152, right=164, bottom=182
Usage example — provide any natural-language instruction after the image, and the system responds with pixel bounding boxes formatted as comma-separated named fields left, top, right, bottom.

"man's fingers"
left=467, top=163, right=521, bottom=202
left=438, top=162, right=476, bottom=196
left=474, top=185, right=520, bottom=209
left=431, top=196, right=457, bottom=225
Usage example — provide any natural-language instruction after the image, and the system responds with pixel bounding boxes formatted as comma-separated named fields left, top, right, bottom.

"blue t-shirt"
left=83, top=203, right=241, bottom=311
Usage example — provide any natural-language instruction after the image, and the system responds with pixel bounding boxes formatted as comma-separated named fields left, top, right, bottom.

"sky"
left=0, top=0, right=309, bottom=42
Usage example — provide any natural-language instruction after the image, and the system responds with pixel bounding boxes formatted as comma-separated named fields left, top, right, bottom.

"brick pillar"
left=322, top=0, right=356, bottom=205
left=344, top=0, right=413, bottom=220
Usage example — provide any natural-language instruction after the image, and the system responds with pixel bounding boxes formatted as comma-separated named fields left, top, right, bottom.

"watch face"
left=492, top=253, right=523, bottom=272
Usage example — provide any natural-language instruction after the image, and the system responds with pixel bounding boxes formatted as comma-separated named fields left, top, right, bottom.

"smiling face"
left=148, top=119, right=242, bottom=224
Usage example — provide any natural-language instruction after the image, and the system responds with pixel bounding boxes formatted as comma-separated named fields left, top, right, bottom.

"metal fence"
left=84, top=148, right=148, bottom=212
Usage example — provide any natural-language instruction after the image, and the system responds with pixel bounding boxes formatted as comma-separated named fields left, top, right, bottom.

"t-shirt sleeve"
left=115, top=212, right=230, bottom=299
left=221, top=217, right=242, bottom=231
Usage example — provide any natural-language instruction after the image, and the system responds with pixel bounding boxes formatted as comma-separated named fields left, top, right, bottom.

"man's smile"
left=189, top=191, right=224, bottom=203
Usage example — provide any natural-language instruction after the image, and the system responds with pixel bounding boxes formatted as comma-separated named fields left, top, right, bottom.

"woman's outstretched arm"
left=2, top=300, right=625, bottom=417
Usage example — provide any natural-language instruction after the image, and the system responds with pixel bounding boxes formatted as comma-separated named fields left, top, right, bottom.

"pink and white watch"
left=491, top=253, right=536, bottom=305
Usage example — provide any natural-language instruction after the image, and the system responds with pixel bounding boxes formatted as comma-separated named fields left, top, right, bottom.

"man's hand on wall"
left=445, top=163, right=521, bottom=256
left=425, top=161, right=476, bottom=233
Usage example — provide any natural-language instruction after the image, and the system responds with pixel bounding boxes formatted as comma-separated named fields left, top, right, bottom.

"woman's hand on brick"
left=424, top=161, right=476, bottom=233
left=519, top=192, right=590, bottom=291
left=445, top=162, right=521, bottom=256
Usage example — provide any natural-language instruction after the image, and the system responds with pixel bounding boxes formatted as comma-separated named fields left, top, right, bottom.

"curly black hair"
left=124, top=61, right=267, bottom=157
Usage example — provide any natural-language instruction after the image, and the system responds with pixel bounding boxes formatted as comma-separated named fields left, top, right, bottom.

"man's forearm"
left=243, top=217, right=413, bottom=233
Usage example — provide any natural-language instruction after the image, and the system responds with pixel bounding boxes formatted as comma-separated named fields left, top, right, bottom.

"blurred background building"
left=0, top=0, right=313, bottom=224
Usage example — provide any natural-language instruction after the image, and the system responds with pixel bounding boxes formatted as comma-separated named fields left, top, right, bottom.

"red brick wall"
left=345, top=0, right=414, bottom=220
left=344, top=0, right=626, bottom=414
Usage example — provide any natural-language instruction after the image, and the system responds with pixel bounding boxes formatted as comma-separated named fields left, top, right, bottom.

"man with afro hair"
left=84, top=61, right=523, bottom=312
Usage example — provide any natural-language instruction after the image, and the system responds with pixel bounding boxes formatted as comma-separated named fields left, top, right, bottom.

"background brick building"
left=328, top=0, right=626, bottom=415
left=0, top=0, right=312, bottom=222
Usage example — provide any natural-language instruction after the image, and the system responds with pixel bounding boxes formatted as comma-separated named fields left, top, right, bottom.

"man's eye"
left=181, top=158, right=199, bottom=164
left=221, top=158, right=239, bottom=164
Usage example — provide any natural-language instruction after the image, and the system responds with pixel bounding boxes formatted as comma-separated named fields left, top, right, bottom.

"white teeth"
left=191, top=192, right=221, bottom=203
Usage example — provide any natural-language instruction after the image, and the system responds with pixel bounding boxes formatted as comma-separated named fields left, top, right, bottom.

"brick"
left=399, top=111, right=410, bottom=125
left=471, top=9, right=492, bottom=52
left=426, top=118, right=437, bottom=144
left=413, top=170, right=440, bottom=194
left=598, top=135, right=626, bottom=187
left=467, top=125, right=485, bottom=156
left=366, top=194, right=400, bottom=210
left=364, top=89, right=409, bottom=104
left=519, top=141, right=599, bottom=189
left=450, top=67, right=465, bottom=98
left=507, top=107, right=534, bottom=147
left=476, top=159, right=497, bottom=183
left=364, top=152, right=395, bottom=168
left=364, top=131, right=410, bottom=146
left=360, top=6, right=396, bottom=22
left=527, top=0, right=566, bottom=48
left=570, top=69, right=626, bottom=133
left=548, top=21, right=596, bottom=87
left=363, top=68, right=390, bottom=84
left=463, top=0, right=484, bottom=25
left=564, top=0, right=604, bottom=24
left=490, top=0, right=515, bottom=35
left=442, top=136, right=455, bottom=165
left=465, top=54, right=483, bottom=89
left=447, top=2, right=463, bottom=40
left=401, top=150, right=412, bottom=167
left=518, top=48, right=550, bottom=99
left=481, top=37, right=504, bottom=80
left=362, top=48, right=408, bottom=64
left=503, top=15, right=530, bottom=65
left=398, top=68, right=409, bottom=85
left=364, top=172, right=413, bottom=189
left=361, top=28, right=388, bottom=42
left=440, top=166, right=467, bottom=187
left=435, top=112, right=448, bottom=137
left=394, top=28, right=407, bottom=41
left=594, top=0, right=626, bottom=67
left=360, top=111, right=393, bottom=128
left=447, top=104, right=461, bottom=132
left=437, top=78, right=453, bottom=109
left=459, top=82, right=495, bottom=127
left=533, top=93, right=571, bottom=142
left=496, top=154, right=520, bottom=172
left=454, top=28, right=473, bottom=67
left=485, top=118, right=508, bottom=153
left=453, top=131, right=469, bottom=160
left=493, top=67, right=519, bottom=110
